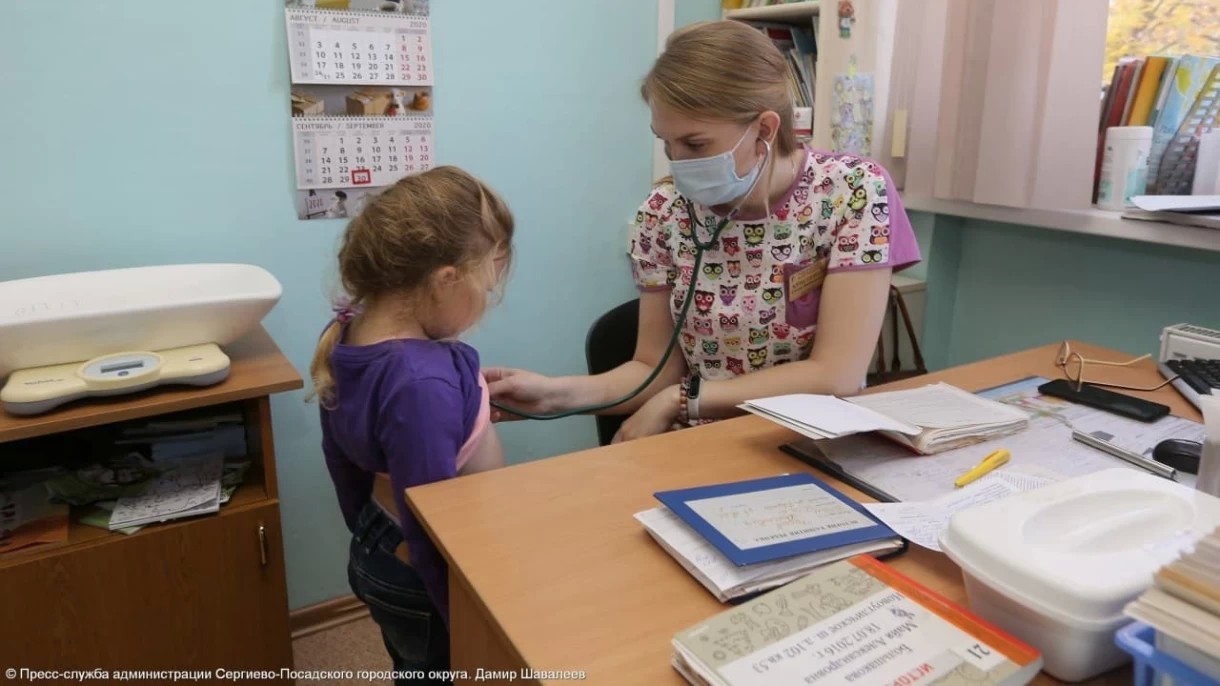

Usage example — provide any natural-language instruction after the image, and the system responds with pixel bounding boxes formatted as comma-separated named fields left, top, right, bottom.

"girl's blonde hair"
left=641, top=20, right=798, bottom=157
left=309, top=166, right=514, bottom=407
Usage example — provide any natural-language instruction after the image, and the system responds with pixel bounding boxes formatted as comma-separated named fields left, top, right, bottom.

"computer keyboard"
left=1159, top=358, right=1220, bottom=410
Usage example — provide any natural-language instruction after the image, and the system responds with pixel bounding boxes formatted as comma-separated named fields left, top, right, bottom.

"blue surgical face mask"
left=670, top=125, right=767, bottom=207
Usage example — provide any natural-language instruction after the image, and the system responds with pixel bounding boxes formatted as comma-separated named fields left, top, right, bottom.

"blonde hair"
left=309, top=166, right=514, bottom=407
left=641, top=20, right=798, bottom=157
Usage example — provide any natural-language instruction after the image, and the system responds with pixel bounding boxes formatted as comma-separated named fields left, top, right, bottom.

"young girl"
left=310, top=166, right=513, bottom=683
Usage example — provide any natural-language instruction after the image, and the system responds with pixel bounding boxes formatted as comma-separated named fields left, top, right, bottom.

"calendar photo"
left=285, top=0, right=429, bottom=15
left=291, top=85, right=431, bottom=117
left=297, top=187, right=382, bottom=221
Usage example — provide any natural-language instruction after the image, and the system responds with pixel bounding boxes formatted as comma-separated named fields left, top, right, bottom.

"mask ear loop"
left=727, top=136, right=773, bottom=220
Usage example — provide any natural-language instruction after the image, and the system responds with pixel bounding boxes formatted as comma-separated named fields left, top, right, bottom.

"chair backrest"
left=584, top=298, right=640, bottom=446
left=867, top=285, right=929, bottom=386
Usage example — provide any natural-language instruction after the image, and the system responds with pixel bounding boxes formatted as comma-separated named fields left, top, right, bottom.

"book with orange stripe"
left=672, top=555, right=1042, bottom=686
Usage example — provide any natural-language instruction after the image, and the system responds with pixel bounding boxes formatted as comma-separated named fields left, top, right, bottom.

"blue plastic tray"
left=1115, top=621, right=1220, bottom=686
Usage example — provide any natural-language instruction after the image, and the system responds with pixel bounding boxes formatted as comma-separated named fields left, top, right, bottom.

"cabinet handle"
left=258, top=524, right=268, bottom=566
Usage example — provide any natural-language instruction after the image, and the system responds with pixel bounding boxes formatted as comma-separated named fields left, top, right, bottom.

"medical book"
left=634, top=504, right=903, bottom=602
left=671, top=555, right=1043, bottom=686
left=653, top=473, right=902, bottom=568
left=740, top=383, right=1029, bottom=455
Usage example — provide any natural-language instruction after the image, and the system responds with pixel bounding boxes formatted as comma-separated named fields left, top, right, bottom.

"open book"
left=672, top=556, right=1043, bottom=686
left=741, top=382, right=1030, bottom=455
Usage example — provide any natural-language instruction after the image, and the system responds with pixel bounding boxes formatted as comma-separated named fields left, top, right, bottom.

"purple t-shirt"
left=319, top=331, right=484, bottom=627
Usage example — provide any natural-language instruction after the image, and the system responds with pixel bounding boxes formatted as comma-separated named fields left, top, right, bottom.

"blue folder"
left=654, top=472, right=900, bottom=567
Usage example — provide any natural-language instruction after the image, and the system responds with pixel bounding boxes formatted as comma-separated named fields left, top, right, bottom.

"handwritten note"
left=864, top=471, right=1055, bottom=551
left=686, top=484, right=875, bottom=551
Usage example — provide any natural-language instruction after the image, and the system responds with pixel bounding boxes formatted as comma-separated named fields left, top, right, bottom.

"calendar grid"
left=286, top=8, right=433, bottom=86
left=293, top=116, right=434, bottom=190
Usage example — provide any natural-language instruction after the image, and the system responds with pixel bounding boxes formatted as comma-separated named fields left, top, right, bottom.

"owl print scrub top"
left=628, top=147, right=921, bottom=384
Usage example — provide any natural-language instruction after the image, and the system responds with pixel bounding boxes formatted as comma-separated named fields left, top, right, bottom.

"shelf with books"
left=722, top=1, right=819, bottom=23
left=902, top=193, right=1220, bottom=253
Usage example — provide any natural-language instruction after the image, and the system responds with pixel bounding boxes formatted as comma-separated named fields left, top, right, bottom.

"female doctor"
left=486, top=20, right=921, bottom=443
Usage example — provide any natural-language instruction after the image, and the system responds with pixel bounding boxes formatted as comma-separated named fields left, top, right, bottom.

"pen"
left=954, top=449, right=1011, bottom=488
left=1071, top=430, right=1177, bottom=481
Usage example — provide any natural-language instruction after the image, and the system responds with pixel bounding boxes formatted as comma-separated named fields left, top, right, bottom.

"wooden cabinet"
left=0, top=329, right=302, bottom=673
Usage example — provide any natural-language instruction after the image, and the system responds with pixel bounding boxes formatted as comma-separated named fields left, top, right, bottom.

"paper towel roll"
left=1194, top=129, right=1220, bottom=195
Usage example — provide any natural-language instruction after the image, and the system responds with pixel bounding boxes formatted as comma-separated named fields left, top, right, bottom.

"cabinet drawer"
left=0, top=502, right=291, bottom=673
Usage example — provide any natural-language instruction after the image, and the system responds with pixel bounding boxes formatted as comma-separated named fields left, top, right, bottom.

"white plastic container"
left=939, top=469, right=1220, bottom=682
left=0, top=264, right=282, bottom=379
left=1097, top=126, right=1153, bottom=210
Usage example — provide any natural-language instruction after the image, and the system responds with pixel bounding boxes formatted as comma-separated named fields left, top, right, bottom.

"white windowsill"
left=723, top=1, right=819, bottom=23
left=901, top=195, right=1220, bottom=252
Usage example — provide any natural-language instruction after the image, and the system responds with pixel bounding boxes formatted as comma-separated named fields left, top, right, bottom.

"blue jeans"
left=349, top=503, right=451, bottom=686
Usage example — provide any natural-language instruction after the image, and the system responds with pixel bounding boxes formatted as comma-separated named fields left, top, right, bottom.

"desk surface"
left=408, top=341, right=1200, bottom=685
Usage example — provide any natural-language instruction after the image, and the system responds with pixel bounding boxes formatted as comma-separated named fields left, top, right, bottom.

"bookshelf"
left=723, top=1, right=819, bottom=23
left=721, top=1, right=823, bottom=152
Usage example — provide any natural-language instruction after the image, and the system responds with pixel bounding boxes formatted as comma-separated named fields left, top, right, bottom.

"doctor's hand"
left=484, top=367, right=568, bottom=422
left=612, top=385, right=681, bottom=444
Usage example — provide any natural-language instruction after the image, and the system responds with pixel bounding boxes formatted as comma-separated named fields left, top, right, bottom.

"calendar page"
left=294, top=116, right=433, bottom=190
left=285, top=0, right=436, bottom=221
left=287, top=8, right=433, bottom=86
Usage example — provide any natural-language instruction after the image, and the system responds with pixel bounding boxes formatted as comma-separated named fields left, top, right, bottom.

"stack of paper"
left=742, top=382, right=1030, bottom=454
left=1125, top=528, right=1220, bottom=679
left=1126, top=195, right=1220, bottom=231
left=637, top=473, right=903, bottom=602
left=116, top=412, right=246, bottom=462
left=108, top=453, right=224, bottom=530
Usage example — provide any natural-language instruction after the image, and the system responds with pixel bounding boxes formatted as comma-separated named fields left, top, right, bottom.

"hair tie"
left=331, top=296, right=363, bottom=324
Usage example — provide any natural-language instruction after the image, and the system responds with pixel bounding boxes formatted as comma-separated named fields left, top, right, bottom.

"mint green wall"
left=916, top=216, right=1220, bottom=368
left=677, top=0, right=723, bottom=27
left=0, top=1, right=656, bottom=609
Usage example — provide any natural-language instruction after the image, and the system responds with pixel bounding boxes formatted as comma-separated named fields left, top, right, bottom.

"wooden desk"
left=407, top=341, right=1200, bottom=685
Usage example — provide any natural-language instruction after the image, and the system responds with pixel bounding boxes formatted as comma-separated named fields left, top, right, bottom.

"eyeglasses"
left=1054, top=341, right=1177, bottom=392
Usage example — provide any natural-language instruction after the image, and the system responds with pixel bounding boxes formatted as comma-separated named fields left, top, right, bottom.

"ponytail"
left=307, top=320, right=343, bottom=408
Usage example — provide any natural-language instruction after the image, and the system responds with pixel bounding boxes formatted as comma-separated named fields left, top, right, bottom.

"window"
left=1103, top=0, right=1220, bottom=83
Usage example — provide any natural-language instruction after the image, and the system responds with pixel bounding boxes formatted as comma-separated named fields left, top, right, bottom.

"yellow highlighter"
left=954, top=449, right=1011, bottom=488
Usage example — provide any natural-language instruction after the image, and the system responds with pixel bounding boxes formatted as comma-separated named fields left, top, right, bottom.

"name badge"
left=788, top=258, right=828, bottom=301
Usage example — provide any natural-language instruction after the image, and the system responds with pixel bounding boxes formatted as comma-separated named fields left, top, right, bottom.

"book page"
left=685, top=483, right=875, bottom=551
left=847, top=383, right=1028, bottom=429
left=744, top=395, right=920, bottom=436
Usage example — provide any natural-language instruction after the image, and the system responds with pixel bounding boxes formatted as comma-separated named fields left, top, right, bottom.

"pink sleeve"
left=627, top=188, right=677, bottom=291
left=454, top=374, right=491, bottom=472
left=828, top=162, right=921, bottom=273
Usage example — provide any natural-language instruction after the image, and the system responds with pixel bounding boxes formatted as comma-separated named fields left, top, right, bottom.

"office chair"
left=867, top=285, right=928, bottom=386
left=584, top=298, right=640, bottom=446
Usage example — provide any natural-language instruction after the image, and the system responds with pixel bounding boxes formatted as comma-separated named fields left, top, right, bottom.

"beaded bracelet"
left=677, top=377, right=691, bottom=426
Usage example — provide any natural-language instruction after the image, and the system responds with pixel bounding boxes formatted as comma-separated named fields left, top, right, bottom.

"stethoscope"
left=489, top=141, right=773, bottom=421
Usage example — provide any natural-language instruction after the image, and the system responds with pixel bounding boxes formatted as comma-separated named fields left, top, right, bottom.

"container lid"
left=1106, top=126, right=1154, bottom=139
left=940, top=469, right=1220, bottom=626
